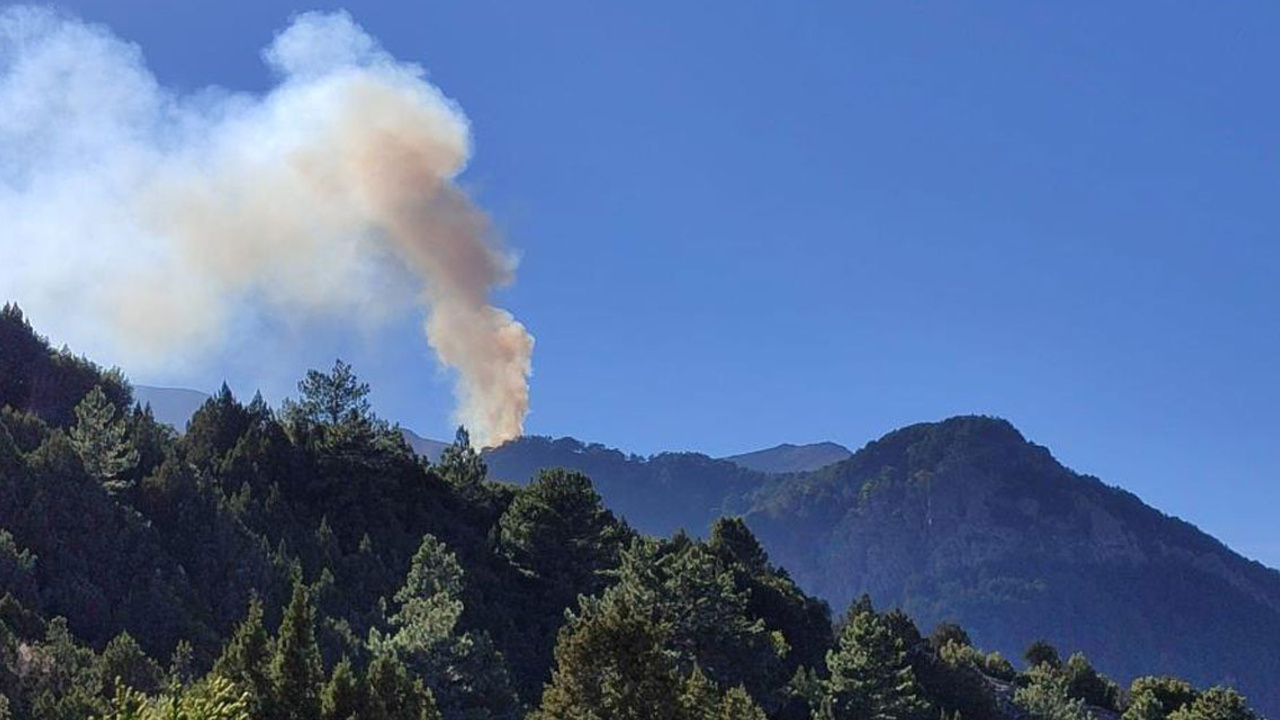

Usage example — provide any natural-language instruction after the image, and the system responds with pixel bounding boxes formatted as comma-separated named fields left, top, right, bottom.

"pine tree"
left=213, top=595, right=273, bottom=717
left=1124, top=677, right=1199, bottom=720
left=269, top=583, right=324, bottom=720
left=680, top=665, right=721, bottom=720
left=97, top=632, right=162, bottom=695
left=1169, top=688, right=1257, bottom=720
left=365, top=653, right=440, bottom=720
left=437, top=426, right=487, bottom=489
left=390, top=534, right=520, bottom=720
left=392, top=534, right=465, bottom=645
left=533, top=598, right=685, bottom=720
left=294, top=360, right=372, bottom=427
left=719, top=686, right=769, bottom=720
left=816, top=600, right=932, bottom=720
left=70, top=386, right=138, bottom=493
left=321, top=657, right=364, bottom=720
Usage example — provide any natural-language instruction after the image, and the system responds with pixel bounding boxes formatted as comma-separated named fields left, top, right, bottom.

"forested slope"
left=0, top=304, right=1267, bottom=720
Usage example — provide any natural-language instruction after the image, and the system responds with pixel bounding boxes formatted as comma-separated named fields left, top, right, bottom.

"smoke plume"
left=0, top=8, right=533, bottom=446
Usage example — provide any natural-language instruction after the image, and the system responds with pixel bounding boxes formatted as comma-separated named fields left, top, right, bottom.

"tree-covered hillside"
left=483, top=436, right=771, bottom=537
left=742, top=417, right=1280, bottom=715
left=0, top=304, right=1268, bottom=720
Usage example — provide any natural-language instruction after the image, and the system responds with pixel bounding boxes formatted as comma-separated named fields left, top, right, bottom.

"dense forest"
left=474, top=423, right=1280, bottom=717
left=0, top=304, right=1267, bottom=720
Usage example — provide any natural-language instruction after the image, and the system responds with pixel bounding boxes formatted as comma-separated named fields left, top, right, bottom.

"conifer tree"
left=1169, top=688, right=1257, bottom=720
left=70, top=386, right=138, bottom=492
left=438, top=426, right=487, bottom=489
left=533, top=598, right=685, bottom=720
left=720, top=685, right=769, bottom=720
left=269, top=583, right=324, bottom=720
left=97, top=632, right=162, bottom=695
left=321, top=657, right=364, bottom=720
left=390, top=534, right=520, bottom=720
left=680, top=665, right=721, bottom=720
left=816, top=599, right=931, bottom=720
left=365, top=652, right=440, bottom=720
left=213, top=595, right=273, bottom=717
left=1123, top=677, right=1199, bottom=720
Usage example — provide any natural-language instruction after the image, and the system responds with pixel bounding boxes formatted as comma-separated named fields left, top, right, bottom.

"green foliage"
left=532, top=596, right=685, bottom=720
left=718, top=685, right=768, bottom=720
left=815, top=597, right=932, bottom=720
left=70, top=386, right=139, bottom=492
left=1168, top=688, right=1257, bottom=720
left=604, top=537, right=788, bottom=709
left=0, top=318, right=1269, bottom=720
left=438, top=427, right=487, bottom=489
left=392, top=534, right=466, bottom=645
left=96, top=676, right=251, bottom=720
left=212, top=595, right=272, bottom=716
left=320, top=657, right=362, bottom=720
left=386, top=533, right=520, bottom=720
left=269, top=583, right=324, bottom=720
left=1064, top=652, right=1120, bottom=711
left=498, top=468, right=626, bottom=599
left=364, top=652, right=440, bottom=720
left=98, top=632, right=163, bottom=695
left=1123, top=677, right=1199, bottom=720
left=679, top=665, right=720, bottom=720
left=293, top=360, right=372, bottom=428
left=0, top=531, right=37, bottom=608
left=914, top=639, right=998, bottom=720
left=928, top=623, right=970, bottom=651
left=1026, top=640, right=1063, bottom=670
left=1015, top=664, right=1092, bottom=720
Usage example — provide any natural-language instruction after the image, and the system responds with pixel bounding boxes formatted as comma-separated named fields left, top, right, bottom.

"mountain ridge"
left=721, top=441, right=852, bottom=473
left=105, top=387, right=1280, bottom=713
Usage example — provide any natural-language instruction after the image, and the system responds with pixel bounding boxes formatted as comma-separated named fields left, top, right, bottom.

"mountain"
left=133, top=385, right=211, bottom=430
left=0, top=308, right=1270, bottom=718
left=482, top=436, right=769, bottom=537
left=476, top=418, right=1280, bottom=716
left=401, top=428, right=449, bottom=463
left=722, top=441, right=852, bottom=473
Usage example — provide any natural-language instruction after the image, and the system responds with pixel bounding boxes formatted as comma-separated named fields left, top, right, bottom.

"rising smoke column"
left=0, top=8, right=533, bottom=445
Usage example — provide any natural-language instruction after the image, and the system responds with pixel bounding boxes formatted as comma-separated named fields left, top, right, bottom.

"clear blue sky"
left=53, top=1, right=1280, bottom=568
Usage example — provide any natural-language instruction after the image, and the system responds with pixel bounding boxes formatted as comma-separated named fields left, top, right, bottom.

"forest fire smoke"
left=0, top=8, right=532, bottom=445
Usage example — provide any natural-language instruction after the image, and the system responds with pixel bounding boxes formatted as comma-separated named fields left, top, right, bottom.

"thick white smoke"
left=0, top=7, right=533, bottom=446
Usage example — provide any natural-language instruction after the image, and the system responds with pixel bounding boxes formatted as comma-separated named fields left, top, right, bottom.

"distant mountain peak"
left=133, top=385, right=211, bottom=430
left=722, top=441, right=852, bottom=474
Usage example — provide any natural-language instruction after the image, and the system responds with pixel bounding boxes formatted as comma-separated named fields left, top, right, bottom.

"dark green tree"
left=97, top=632, right=162, bottom=695
left=1123, top=677, right=1199, bottom=720
left=269, top=583, right=324, bottom=720
left=70, top=386, right=138, bottom=493
left=321, top=657, right=364, bottom=720
left=533, top=597, right=685, bottom=720
left=498, top=468, right=626, bottom=599
left=815, top=599, right=931, bottom=720
left=719, top=686, right=769, bottom=720
left=437, top=426, right=487, bottom=490
left=213, top=595, right=273, bottom=717
left=1064, top=652, right=1119, bottom=710
left=1025, top=640, right=1062, bottom=670
left=679, top=665, right=721, bottom=720
left=1169, top=688, right=1257, bottom=720
left=293, top=360, right=371, bottom=427
left=388, top=534, right=520, bottom=720
left=364, top=652, right=440, bottom=720
left=928, top=623, right=970, bottom=651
